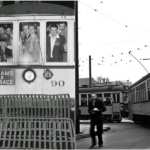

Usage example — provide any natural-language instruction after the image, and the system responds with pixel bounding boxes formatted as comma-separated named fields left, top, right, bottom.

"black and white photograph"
left=76, top=0, right=150, bottom=149
left=1, top=0, right=150, bottom=150
left=0, top=1, right=76, bottom=149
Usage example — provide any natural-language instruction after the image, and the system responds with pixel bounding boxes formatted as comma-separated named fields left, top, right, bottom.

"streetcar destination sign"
left=0, top=69, right=15, bottom=85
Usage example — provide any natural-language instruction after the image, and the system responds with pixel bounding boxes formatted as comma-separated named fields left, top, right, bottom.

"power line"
left=79, top=37, right=145, bottom=48
left=79, top=47, right=149, bottom=66
left=96, top=38, right=145, bottom=47
left=79, top=43, right=149, bottom=62
left=79, top=0, right=150, bottom=39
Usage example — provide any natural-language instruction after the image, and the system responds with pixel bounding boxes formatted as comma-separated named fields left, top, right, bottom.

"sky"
left=78, top=0, right=150, bottom=84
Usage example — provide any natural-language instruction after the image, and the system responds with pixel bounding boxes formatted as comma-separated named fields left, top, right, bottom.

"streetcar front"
left=79, top=87, right=124, bottom=122
left=0, top=2, right=76, bottom=149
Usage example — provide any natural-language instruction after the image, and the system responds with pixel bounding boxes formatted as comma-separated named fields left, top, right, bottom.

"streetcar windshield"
left=19, top=22, right=40, bottom=64
left=46, top=22, right=68, bottom=62
left=0, top=23, right=13, bottom=63
left=103, top=97, right=112, bottom=106
left=0, top=19, right=74, bottom=66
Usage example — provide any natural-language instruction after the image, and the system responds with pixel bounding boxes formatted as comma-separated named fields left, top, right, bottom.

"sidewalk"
left=76, top=120, right=110, bottom=140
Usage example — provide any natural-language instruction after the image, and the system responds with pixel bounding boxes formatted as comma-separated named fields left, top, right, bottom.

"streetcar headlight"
left=23, top=69, right=36, bottom=84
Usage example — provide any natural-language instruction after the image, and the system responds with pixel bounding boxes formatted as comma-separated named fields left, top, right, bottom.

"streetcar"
left=128, top=73, right=150, bottom=124
left=79, top=86, right=128, bottom=122
left=0, top=1, right=76, bottom=149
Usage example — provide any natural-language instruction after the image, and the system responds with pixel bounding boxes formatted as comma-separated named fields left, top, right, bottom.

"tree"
left=96, top=76, right=103, bottom=83
left=106, top=77, right=110, bottom=82
left=96, top=76, right=110, bottom=83
left=103, top=78, right=106, bottom=83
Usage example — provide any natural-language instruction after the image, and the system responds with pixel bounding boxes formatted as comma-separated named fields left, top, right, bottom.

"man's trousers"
left=90, top=119, right=103, bottom=145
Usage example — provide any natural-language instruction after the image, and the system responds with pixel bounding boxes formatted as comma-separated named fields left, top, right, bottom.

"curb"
left=76, top=126, right=110, bottom=140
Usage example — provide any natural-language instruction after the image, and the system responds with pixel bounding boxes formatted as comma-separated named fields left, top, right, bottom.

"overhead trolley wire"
left=79, top=0, right=150, bottom=39
left=79, top=43, right=150, bottom=62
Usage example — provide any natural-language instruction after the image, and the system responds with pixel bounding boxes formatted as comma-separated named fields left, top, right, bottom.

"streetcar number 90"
left=51, top=80, right=65, bottom=87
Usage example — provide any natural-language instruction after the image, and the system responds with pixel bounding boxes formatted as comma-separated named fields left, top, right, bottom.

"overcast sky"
left=78, top=0, right=150, bottom=84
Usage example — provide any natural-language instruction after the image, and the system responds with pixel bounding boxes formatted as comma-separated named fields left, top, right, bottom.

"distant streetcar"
left=79, top=86, right=128, bottom=122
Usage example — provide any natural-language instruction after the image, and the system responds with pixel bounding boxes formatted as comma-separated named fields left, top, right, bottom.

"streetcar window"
left=123, top=93, right=127, bottom=102
left=97, top=93, right=102, bottom=99
left=104, top=93, right=111, bottom=97
left=131, top=88, right=135, bottom=103
left=18, top=22, right=41, bottom=64
left=0, top=23, right=13, bottom=63
left=147, top=80, right=150, bottom=100
left=46, top=22, right=67, bottom=62
left=148, top=90, right=150, bottom=100
left=113, top=94, right=116, bottom=102
left=88, top=94, right=92, bottom=103
left=104, top=98, right=112, bottom=105
left=81, top=94, right=87, bottom=106
left=136, top=82, right=146, bottom=102
left=117, top=93, right=120, bottom=102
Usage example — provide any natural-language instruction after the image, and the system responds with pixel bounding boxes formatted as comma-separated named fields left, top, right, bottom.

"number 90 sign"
left=51, top=80, right=65, bottom=87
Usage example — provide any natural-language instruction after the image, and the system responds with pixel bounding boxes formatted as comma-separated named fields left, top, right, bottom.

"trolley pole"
left=129, top=51, right=149, bottom=74
left=89, top=55, right=92, bottom=87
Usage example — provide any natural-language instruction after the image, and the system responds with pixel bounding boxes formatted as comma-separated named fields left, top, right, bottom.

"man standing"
left=5, top=25, right=13, bottom=49
left=36, top=25, right=40, bottom=39
left=46, top=23, right=65, bottom=62
left=88, top=94, right=106, bottom=148
left=22, top=23, right=31, bottom=49
left=28, top=23, right=40, bottom=62
left=58, top=22, right=67, bottom=62
left=20, top=23, right=30, bottom=53
left=19, top=23, right=32, bottom=63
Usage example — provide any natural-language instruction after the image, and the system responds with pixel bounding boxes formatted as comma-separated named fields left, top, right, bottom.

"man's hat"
left=0, top=36, right=7, bottom=42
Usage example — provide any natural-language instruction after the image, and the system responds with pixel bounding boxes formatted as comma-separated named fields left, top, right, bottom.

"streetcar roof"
left=129, top=73, right=150, bottom=90
left=79, top=86, right=127, bottom=93
left=0, top=2, right=74, bottom=16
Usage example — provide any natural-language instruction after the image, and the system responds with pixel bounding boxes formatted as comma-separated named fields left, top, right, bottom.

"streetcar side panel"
left=0, top=68, right=75, bottom=97
left=132, top=102, right=150, bottom=116
left=102, top=106, right=112, bottom=115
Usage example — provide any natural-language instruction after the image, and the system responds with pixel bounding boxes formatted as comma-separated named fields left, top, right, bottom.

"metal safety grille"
left=0, top=95, right=75, bottom=149
left=0, top=94, right=71, bottom=119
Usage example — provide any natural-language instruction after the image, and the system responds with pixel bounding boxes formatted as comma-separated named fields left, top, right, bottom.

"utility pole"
left=75, top=1, right=80, bottom=134
left=89, top=55, right=92, bottom=87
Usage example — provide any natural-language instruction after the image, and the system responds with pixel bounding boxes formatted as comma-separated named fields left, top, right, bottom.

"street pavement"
left=76, top=120, right=111, bottom=140
left=76, top=119, right=150, bottom=149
